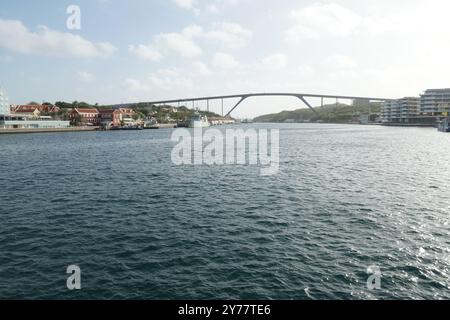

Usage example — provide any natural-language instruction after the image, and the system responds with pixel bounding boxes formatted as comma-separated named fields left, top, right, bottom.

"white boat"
left=437, top=117, right=450, bottom=132
left=189, top=112, right=210, bottom=128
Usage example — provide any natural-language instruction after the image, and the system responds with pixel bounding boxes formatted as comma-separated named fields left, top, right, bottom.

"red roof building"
left=68, top=107, right=137, bottom=127
left=69, top=108, right=100, bottom=126
left=98, top=109, right=122, bottom=127
left=11, top=104, right=60, bottom=115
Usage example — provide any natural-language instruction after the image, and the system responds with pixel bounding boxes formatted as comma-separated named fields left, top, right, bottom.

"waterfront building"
left=12, top=107, right=41, bottom=119
left=399, top=97, right=421, bottom=123
left=1, top=89, right=70, bottom=129
left=1, top=116, right=70, bottom=129
left=381, top=100, right=399, bottom=123
left=69, top=107, right=138, bottom=127
left=381, top=97, right=420, bottom=123
left=420, top=88, right=450, bottom=115
left=98, top=109, right=122, bottom=127
left=116, top=108, right=137, bottom=126
left=11, top=104, right=60, bottom=116
left=69, top=108, right=100, bottom=126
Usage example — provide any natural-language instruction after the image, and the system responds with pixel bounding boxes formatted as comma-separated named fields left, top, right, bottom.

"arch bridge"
left=126, top=93, right=391, bottom=117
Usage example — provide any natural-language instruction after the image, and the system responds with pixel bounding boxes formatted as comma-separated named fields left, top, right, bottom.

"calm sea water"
left=1, top=124, right=450, bottom=300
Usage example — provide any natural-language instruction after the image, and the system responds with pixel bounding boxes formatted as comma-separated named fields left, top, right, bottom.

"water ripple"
left=1, top=124, right=450, bottom=299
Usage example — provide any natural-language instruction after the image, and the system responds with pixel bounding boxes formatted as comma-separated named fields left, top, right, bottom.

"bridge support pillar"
left=225, top=96, right=248, bottom=117
left=297, top=96, right=318, bottom=115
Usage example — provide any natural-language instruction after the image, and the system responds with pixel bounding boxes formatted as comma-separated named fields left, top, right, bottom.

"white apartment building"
left=420, top=88, right=450, bottom=115
left=381, top=97, right=420, bottom=123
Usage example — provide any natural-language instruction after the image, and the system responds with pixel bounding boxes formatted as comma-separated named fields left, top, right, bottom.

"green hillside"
left=254, top=103, right=381, bottom=123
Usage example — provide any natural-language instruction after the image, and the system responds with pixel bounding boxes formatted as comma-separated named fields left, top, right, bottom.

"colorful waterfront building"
left=98, top=109, right=122, bottom=127
left=11, top=104, right=60, bottom=119
left=1, top=89, right=70, bottom=129
left=69, top=107, right=138, bottom=127
left=69, top=108, right=100, bottom=126
left=117, top=108, right=136, bottom=125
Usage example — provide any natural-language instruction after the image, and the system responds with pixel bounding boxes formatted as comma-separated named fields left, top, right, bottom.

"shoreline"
left=254, top=122, right=435, bottom=128
left=0, top=127, right=99, bottom=135
left=0, top=122, right=435, bottom=135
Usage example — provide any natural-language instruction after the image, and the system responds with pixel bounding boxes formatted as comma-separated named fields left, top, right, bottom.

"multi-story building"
left=69, top=107, right=138, bottom=127
left=117, top=108, right=136, bottom=125
left=11, top=105, right=59, bottom=119
left=1, top=116, right=70, bottom=129
left=11, top=104, right=60, bottom=116
left=1, top=89, right=70, bottom=129
left=381, top=100, right=400, bottom=123
left=98, top=109, right=122, bottom=127
left=399, top=97, right=421, bottom=123
left=420, top=88, right=450, bottom=115
left=381, top=97, right=420, bottom=123
left=69, top=108, right=100, bottom=126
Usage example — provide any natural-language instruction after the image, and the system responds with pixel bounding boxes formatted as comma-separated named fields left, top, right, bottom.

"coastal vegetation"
left=254, top=102, right=382, bottom=123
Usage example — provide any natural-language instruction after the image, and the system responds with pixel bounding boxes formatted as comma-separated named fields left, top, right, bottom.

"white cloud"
left=204, top=22, right=252, bottom=48
left=129, top=25, right=204, bottom=61
left=123, top=78, right=150, bottom=92
left=297, top=64, right=314, bottom=77
left=285, top=3, right=362, bottom=42
left=174, top=0, right=241, bottom=15
left=128, top=44, right=163, bottom=61
left=212, top=52, right=239, bottom=70
left=129, top=22, right=251, bottom=61
left=0, top=19, right=116, bottom=58
left=191, top=61, right=212, bottom=75
left=261, top=53, right=288, bottom=70
left=123, top=68, right=194, bottom=94
left=173, top=0, right=195, bottom=10
left=205, top=4, right=220, bottom=14
left=77, top=71, right=95, bottom=83
left=323, top=55, right=357, bottom=69
left=148, top=68, right=194, bottom=91
left=182, top=25, right=204, bottom=38
left=180, top=22, right=252, bottom=49
left=154, top=32, right=203, bottom=58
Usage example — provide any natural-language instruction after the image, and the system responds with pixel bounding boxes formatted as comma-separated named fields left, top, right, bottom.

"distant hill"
left=254, top=102, right=381, bottom=123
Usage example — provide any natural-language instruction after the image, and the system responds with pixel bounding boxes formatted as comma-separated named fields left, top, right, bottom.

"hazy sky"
left=1, top=0, right=450, bottom=117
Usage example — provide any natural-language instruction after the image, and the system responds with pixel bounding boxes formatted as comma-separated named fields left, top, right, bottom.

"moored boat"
left=189, top=112, right=210, bottom=128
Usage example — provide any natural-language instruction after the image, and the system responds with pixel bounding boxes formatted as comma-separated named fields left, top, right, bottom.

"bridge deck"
left=110, top=92, right=391, bottom=117
left=143, top=92, right=391, bottom=105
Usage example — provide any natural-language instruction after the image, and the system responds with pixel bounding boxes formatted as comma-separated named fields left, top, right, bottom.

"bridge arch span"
left=130, top=93, right=390, bottom=117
